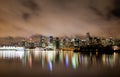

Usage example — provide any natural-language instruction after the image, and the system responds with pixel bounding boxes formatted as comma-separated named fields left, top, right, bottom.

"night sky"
left=0, top=0, right=120, bottom=38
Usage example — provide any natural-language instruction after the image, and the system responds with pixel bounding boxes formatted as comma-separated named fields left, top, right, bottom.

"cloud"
left=20, top=0, right=40, bottom=20
left=111, top=0, right=120, bottom=18
left=0, top=0, right=120, bottom=38
left=22, top=0, right=39, bottom=11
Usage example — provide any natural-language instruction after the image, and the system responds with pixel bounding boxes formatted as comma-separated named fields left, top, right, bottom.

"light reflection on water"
left=0, top=48, right=120, bottom=72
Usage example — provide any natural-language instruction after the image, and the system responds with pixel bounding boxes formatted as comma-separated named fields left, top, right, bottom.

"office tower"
left=48, top=36, right=53, bottom=43
left=47, top=36, right=54, bottom=50
left=55, top=37, right=60, bottom=49
left=21, top=39, right=28, bottom=47
left=86, top=32, right=92, bottom=45
left=40, top=35, right=46, bottom=48
left=71, top=37, right=79, bottom=48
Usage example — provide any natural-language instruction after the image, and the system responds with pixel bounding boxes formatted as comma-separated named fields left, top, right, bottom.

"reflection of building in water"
left=102, top=52, right=119, bottom=66
left=24, top=49, right=120, bottom=70
left=23, top=49, right=57, bottom=70
left=102, top=54, right=113, bottom=66
left=24, top=50, right=75, bottom=70
left=0, top=47, right=120, bottom=71
left=0, top=47, right=24, bottom=59
left=72, top=53, right=79, bottom=69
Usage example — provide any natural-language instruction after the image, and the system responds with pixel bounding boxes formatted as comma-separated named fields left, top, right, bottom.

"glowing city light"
left=65, top=54, right=69, bottom=68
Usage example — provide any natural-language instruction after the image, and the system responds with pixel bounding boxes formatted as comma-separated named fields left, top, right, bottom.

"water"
left=0, top=47, right=120, bottom=77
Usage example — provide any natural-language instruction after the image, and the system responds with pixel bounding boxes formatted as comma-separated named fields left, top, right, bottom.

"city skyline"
left=0, top=1, right=120, bottom=77
left=0, top=0, right=120, bottom=38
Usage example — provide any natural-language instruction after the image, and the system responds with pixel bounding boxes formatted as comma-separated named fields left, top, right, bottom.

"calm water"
left=0, top=48, right=120, bottom=77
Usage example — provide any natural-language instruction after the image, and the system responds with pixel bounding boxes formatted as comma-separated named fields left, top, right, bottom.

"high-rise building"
left=86, top=32, right=92, bottom=45
left=55, top=37, right=60, bottom=49
left=48, top=36, right=53, bottom=43
left=21, top=39, right=28, bottom=47
left=47, top=36, right=54, bottom=50
left=71, top=37, right=79, bottom=48
left=40, top=35, right=46, bottom=48
left=63, top=38, right=69, bottom=48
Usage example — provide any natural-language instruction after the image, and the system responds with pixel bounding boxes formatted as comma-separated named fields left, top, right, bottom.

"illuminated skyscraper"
left=47, top=36, right=54, bottom=50
left=55, top=37, right=60, bottom=49
left=21, top=39, right=28, bottom=47
left=40, top=35, right=46, bottom=48
left=49, top=36, right=53, bottom=43
left=86, top=32, right=92, bottom=45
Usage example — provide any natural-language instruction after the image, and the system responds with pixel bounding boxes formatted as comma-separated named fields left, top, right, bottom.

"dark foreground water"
left=0, top=48, right=120, bottom=77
